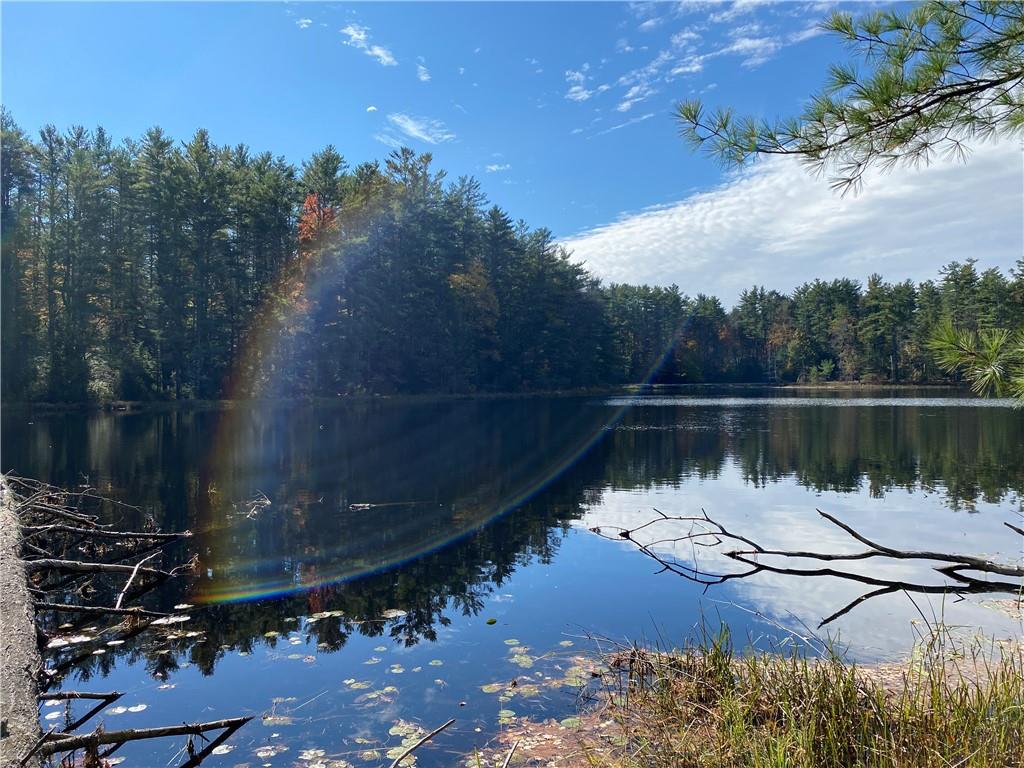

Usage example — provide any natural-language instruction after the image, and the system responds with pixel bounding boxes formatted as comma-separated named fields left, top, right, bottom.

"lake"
left=3, top=388, right=1022, bottom=767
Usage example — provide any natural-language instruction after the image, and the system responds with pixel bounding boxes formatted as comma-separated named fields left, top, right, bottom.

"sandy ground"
left=1, top=478, right=42, bottom=768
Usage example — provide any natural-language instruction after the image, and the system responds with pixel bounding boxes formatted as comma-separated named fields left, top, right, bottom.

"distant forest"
left=3, top=111, right=1023, bottom=402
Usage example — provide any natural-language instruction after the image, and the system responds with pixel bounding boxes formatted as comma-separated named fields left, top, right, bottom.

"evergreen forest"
left=3, top=111, right=1022, bottom=402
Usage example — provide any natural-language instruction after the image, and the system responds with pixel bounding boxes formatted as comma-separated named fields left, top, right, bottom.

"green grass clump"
left=590, top=629, right=1023, bottom=768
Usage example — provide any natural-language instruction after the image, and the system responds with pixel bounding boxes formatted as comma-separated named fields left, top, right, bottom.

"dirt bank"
left=1, top=478, right=42, bottom=768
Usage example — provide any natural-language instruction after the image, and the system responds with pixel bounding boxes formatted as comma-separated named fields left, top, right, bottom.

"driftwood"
left=33, top=602, right=169, bottom=618
left=593, top=508, right=1024, bottom=626
left=2, top=476, right=250, bottom=768
left=386, top=718, right=455, bottom=768
left=37, top=716, right=252, bottom=757
left=35, top=691, right=123, bottom=734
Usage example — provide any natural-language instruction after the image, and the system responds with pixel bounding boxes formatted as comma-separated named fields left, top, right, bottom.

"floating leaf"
left=558, top=640, right=575, bottom=647
left=106, top=706, right=128, bottom=715
left=510, top=654, right=533, bottom=669
left=486, top=618, right=497, bottom=625
left=211, top=744, right=234, bottom=755
left=358, top=749, right=382, bottom=761
left=428, top=659, right=443, bottom=666
left=262, top=715, right=294, bottom=726
left=347, top=680, right=372, bottom=690
left=388, top=664, right=405, bottom=674
left=560, top=717, right=582, bottom=728
left=255, top=744, right=289, bottom=758
left=364, top=656, right=382, bottom=665
left=264, top=631, right=280, bottom=638
left=498, top=709, right=516, bottom=724
left=480, top=682, right=504, bottom=694
left=374, top=645, right=388, bottom=652
left=299, top=748, right=326, bottom=760
left=503, top=639, right=520, bottom=646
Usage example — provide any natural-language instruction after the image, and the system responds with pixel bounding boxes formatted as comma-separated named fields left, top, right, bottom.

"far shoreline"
left=0, top=381, right=974, bottom=414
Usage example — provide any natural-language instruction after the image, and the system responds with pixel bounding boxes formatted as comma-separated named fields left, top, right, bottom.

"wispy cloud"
left=295, top=18, right=312, bottom=30
left=340, top=23, right=397, bottom=67
left=594, top=112, right=656, bottom=136
left=565, top=65, right=610, bottom=102
left=719, top=35, right=782, bottom=67
left=616, top=84, right=656, bottom=112
left=417, top=63, right=431, bottom=82
left=485, top=163, right=511, bottom=173
left=374, top=133, right=403, bottom=149
left=386, top=113, right=456, bottom=144
left=562, top=139, right=1022, bottom=305
left=366, top=105, right=378, bottom=113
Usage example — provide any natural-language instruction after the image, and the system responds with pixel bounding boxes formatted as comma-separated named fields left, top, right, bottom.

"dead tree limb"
left=387, top=718, right=456, bottom=768
left=39, top=717, right=253, bottom=757
left=593, top=507, right=1023, bottom=626
left=24, top=559, right=171, bottom=578
left=34, top=602, right=169, bottom=618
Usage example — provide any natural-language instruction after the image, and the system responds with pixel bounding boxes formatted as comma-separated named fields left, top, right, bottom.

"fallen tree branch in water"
left=2, top=474, right=251, bottom=768
left=387, top=718, right=456, bottom=768
left=37, top=716, right=253, bottom=757
left=592, top=508, right=1023, bottom=626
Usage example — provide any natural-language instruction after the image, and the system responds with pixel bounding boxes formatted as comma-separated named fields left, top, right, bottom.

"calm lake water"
left=3, top=388, right=1022, bottom=766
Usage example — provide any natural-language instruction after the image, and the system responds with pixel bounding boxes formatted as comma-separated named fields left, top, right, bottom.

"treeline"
left=2, top=111, right=1022, bottom=402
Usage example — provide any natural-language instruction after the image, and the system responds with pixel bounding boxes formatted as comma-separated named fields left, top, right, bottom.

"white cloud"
left=616, top=84, right=655, bottom=112
left=709, top=0, right=776, bottom=23
left=341, top=24, right=398, bottom=67
left=564, top=64, right=608, bottom=101
left=386, top=113, right=456, bottom=144
left=366, top=105, right=378, bottom=113
left=485, top=163, right=511, bottom=173
left=374, top=133, right=403, bottom=149
left=417, top=62, right=431, bottom=82
left=720, top=35, right=783, bottom=67
left=562, top=139, right=1023, bottom=305
left=295, top=18, right=312, bottom=29
left=595, top=112, right=656, bottom=136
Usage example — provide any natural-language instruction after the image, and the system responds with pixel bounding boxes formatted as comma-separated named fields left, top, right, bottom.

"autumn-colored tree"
left=297, top=192, right=338, bottom=252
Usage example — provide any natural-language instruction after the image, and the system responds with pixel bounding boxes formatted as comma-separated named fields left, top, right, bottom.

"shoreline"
left=1, top=382, right=971, bottom=413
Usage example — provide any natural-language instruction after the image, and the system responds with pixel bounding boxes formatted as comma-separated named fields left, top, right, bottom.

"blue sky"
left=3, top=1, right=1020, bottom=303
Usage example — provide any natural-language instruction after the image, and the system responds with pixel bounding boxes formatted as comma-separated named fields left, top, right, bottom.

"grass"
left=580, top=627, right=1024, bottom=768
